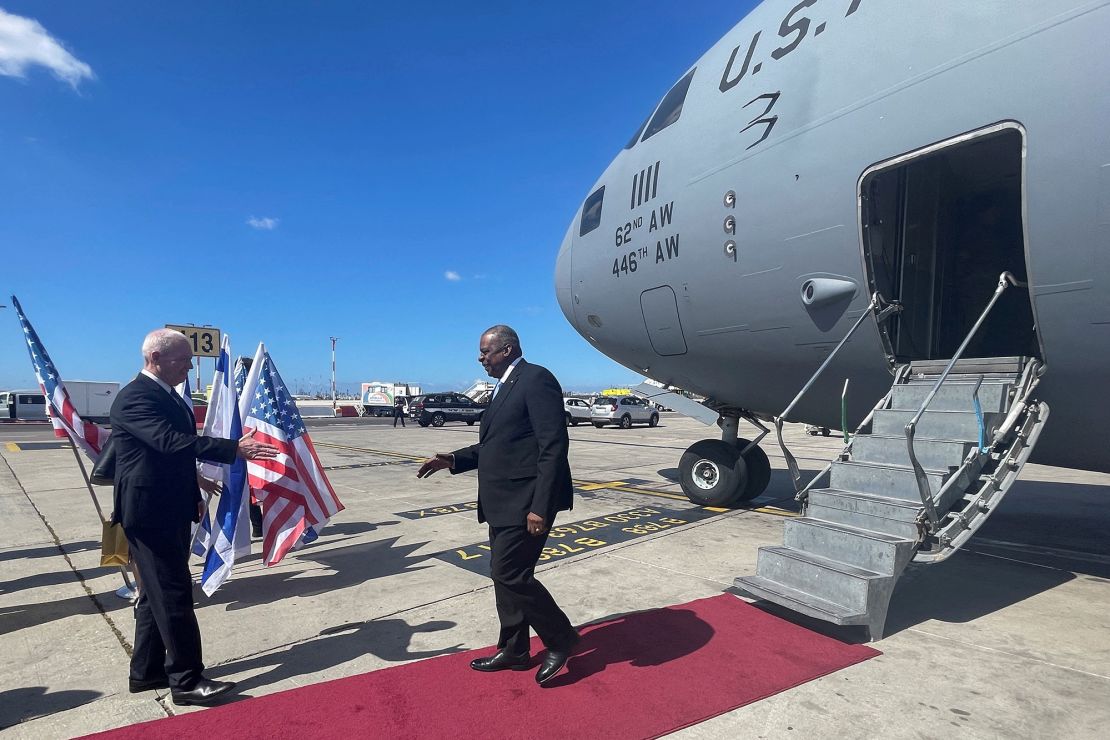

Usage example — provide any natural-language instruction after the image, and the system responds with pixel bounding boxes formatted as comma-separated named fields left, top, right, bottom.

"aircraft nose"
left=554, top=226, right=576, bottom=329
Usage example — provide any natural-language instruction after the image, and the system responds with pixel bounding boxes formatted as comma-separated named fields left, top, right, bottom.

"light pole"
left=330, top=336, right=339, bottom=411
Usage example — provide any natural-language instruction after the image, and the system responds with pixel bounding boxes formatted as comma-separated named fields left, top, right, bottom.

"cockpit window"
left=625, top=114, right=650, bottom=150
left=579, top=186, right=605, bottom=236
left=641, top=68, right=696, bottom=142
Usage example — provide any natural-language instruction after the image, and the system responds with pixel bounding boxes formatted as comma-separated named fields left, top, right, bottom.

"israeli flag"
left=200, top=336, right=251, bottom=595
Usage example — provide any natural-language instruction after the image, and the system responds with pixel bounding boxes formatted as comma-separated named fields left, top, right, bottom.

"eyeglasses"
left=478, top=344, right=508, bottom=358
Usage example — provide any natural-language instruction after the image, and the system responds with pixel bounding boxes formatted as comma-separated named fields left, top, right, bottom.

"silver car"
left=563, top=397, right=591, bottom=426
left=590, top=395, right=658, bottom=429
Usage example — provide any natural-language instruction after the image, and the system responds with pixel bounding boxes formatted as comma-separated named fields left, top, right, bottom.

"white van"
left=0, top=390, right=48, bottom=421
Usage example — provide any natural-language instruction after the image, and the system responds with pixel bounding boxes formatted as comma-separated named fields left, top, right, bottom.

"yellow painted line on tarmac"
left=752, top=506, right=798, bottom=518
left=573, top=479, right=689, bottom=502
left=576, top=481, right=627, bottom=491
left=5, top=442, right=20, bottom=452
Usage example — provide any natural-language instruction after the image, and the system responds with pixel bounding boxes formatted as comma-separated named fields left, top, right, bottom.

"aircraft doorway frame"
left=856, top=121, right=1043, bottom=368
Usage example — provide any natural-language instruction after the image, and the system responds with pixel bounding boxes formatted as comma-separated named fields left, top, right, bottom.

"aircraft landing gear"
left=678, top=414, right=772, bottom=506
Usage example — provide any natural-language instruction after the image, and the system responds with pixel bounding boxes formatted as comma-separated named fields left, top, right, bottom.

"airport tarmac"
left=1, top=415, right=1108, bottom=738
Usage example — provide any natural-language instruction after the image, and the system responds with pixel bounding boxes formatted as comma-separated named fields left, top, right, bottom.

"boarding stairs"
left=735, top=275, right=1050, bottom=640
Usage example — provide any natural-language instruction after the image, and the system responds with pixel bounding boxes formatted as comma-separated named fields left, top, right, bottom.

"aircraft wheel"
left=648, top=413, right=659, bottom=427
left=620, top=414, right=633, bottom=429
left=679, top=440, right=748, bottom=507
left=735, top=440, right=771, bottom=502
left=431, top=413, right=445, bottom=427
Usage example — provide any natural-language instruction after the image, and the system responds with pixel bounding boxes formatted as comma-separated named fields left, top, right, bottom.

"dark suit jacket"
left=110, top=373, right=238, bottom=529
left=451, top=360, right=573, bottom=527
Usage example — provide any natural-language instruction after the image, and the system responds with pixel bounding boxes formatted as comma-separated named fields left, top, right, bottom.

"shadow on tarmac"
left=0, top=565, right=122, bottom=597
left=0, top=541, right=99, bottom=563
left=728, top=476, right=1110, bottom=640
left=212, top=618, right=464, bottom=693
left=0, top=591, right=131, bottom=637
left=199, top=536, right=433, bottom=612
left=0, top=685, right=102, bottom=730
left=544, top=604, right=714, bottom=688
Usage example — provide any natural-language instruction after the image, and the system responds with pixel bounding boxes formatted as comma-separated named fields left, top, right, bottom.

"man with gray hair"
left=111, top=328, right=277, bottom=705
left=418, top=324, right=579, bottom=685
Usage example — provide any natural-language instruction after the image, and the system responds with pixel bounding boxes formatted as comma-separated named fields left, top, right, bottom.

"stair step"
left=872, top=408, right=1000, bottom=440
left=907, top=356, right=1026, bottom=376
left=851, top=434, right=976, bottom=469
left=890, top=381, right=1011, bottom=413
left=830, top=459, right=949, bottom=498
left=783, top=517, right=915, bottom=575
left=756, top=546, right=885, bottom=611
left=734, top=575, right=867, bottom=626
left=807, top=488, right=923, bottom=540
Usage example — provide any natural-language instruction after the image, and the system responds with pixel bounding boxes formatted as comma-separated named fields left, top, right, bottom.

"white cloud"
left=444, top=270, right=461, bottom=282
left=247, top=216, right=279, bottom=230
left=0, top=9, right=94, bottom=89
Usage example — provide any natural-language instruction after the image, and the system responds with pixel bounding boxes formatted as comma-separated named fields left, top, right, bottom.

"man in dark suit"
left=111, top=329, right=277, bottom=706
left=417, top=325, right=579, bottom=685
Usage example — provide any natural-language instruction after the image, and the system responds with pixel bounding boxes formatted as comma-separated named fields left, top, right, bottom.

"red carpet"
left=86, top=595, right=879, bottom=740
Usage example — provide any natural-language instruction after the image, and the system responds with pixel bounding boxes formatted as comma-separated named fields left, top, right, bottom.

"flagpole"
left=67, top=440, right=136, bottom=597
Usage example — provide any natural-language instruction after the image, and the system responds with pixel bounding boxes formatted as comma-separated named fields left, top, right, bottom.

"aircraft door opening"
left=860, top=125, right=1039, bottom=363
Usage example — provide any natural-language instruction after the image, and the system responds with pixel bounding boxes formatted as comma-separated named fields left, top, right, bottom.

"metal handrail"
left=794, top=363, right=910, bottom=509
left=775, top=292, right=891, bottom=492
left=905, top=271, right=1027, bottom=528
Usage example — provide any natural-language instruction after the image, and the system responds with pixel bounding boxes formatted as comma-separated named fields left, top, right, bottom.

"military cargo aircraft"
left=554, top=0, right=1110, bottom=637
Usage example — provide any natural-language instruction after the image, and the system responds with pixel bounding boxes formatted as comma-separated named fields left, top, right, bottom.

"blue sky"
left=1, top=1, right=756, bottom=394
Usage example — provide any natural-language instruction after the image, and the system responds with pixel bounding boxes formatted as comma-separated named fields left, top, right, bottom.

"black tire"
left=565, top=412, right=573, bottom=426
left=571, top=418, right=579, bottom=426
left=822, top=427, right=831, bottom=437
left=620, top=414, right=632, bottom=429
left=593, top=422, right=606, bottom=429
left=431, top=413, right=445, bottom=427
left=466, top=420, right=475, bottom=426
left=734, top=439, right=771, bottom=502
left=648, top=413, right=659, bottom=427
left=418, top=420, right=429, bottom=428
left=678, top=439, right=749, bottom=507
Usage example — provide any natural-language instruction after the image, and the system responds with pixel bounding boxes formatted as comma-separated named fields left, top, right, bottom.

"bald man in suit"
left=111, top=328, right=277, bottom=705
left=418, top=325, right=579, bottom=685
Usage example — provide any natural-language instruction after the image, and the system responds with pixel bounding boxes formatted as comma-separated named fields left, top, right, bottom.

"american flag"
left=10, top=296, right=110, bottom=461
left=241, top=344, right=343, bottom=565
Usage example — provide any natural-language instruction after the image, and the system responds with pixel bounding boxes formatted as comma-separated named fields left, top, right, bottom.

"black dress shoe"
left=128, top=677, right=169, bottom=693
left=535, top=650, right=573, bottom=684
left=536, top=633, right=580, bottom=685
left=470, top=649, right=531, bottom=672
left=170, top=678, right=236, bottom=706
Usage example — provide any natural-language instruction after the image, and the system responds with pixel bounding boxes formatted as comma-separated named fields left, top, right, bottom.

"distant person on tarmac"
left=393, top=397, right=406, bottom=427
left=417, top=324, right=579, bottom=685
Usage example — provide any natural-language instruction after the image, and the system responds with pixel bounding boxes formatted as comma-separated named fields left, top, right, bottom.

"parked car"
left=590, top=395, right=658, bottom=428
left=563, top=398, right=591, bottom=426
left=408, top=393, right=485, bottom=427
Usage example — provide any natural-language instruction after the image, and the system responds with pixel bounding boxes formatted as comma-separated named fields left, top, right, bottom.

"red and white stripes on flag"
left=11, top=296, right=110, bottom=461
left=240, top=343, right=343, bottom=566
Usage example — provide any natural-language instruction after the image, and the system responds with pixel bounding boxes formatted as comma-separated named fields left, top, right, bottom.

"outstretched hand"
left=417, top=454, right=453, bottom=478
left=238, top=428, right=279, bottom=460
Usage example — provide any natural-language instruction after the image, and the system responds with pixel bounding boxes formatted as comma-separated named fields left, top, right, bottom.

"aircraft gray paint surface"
left=556, top=0, right=1110, bottom=481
